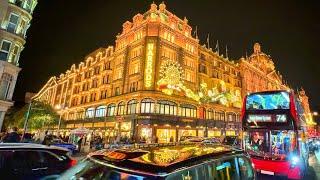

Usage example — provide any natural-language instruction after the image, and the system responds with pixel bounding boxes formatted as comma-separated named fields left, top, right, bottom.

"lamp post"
left=55, top=104, right=68, bottom=134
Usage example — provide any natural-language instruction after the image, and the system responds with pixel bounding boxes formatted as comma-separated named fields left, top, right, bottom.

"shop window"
left=107, top=104, right=116, bottom=116
left=127, top=99, right=138, bottom=114
left=117, top=101, right=125, bottom=115
left=156, top=100, right=177, bottom=115
left=140, top=98, right=155, bottom=113
left=180, top=104, right=197, bottom=118
left=85, top=108, right=95, bottom=118
left=95, top=106, right=106, bottom=117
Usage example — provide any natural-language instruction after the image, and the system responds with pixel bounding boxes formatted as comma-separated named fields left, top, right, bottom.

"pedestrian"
left=2, top=127, right=20, bottom=143
left=78, top=137, right=83, bottom=152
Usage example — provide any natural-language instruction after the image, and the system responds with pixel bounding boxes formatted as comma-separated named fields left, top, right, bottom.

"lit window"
left=127, top=99, right=138, bottom=114
left=107, top=104, right=116, bottom=116
left=117, top=102, right=125, bottom=115
left=7, top=13, right=19, bottom=33
left=95, top=106, right=106, bottom=117
left=141, top=98, right=155, bottom=113
left=85, top=108, right=95, bottom=118
left=180, top=104, right=197, bottom=117
left=157, top=100, right=177, bottom=115
left=0, top=40, right=11, bottom=61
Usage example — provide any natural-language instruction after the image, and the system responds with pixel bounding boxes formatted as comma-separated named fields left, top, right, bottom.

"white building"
left=0, top=0, right=37, bottom=129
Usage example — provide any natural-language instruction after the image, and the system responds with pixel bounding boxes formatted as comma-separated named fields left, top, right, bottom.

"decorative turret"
left=159, top=2, right=166, bottom=11
left=253, top=42, right=261, bottom=54
left=150, top=2, right=157, bottom=12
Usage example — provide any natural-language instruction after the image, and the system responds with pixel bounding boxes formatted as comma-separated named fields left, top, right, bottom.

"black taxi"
left=59, top=143, right=255, bottom=180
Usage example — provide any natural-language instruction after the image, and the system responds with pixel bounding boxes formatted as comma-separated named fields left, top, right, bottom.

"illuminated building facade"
left=35, top=2, right=304, bottom=142
left=0, top=0, right=37, bottom=129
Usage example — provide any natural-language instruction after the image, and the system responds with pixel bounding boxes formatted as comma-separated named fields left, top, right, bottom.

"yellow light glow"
left=145, top=43, right=155, bottom=88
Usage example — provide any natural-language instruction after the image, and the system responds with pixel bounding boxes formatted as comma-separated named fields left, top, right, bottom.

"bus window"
left=244, top=131, right=270, bottom=155
left=237, top=157, right=254, bottom=180
left=271, top=130, right=295, bottom=159
left=166, top=165, right=206, bottom=180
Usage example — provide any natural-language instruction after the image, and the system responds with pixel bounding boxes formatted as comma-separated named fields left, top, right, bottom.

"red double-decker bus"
left=241, top=90, right=309, bottom=179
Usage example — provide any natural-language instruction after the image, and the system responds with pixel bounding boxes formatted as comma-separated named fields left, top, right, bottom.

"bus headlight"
left=290, top=156, right=300, bottom=168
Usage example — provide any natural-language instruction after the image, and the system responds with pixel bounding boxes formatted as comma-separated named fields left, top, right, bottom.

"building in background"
left=0, top=0, right=38, bottom=130
left=34, top=2, right=308, bottom=142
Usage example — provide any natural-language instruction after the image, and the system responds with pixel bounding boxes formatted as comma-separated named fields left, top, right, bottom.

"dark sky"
left=14, top=0, right=320, bottom=111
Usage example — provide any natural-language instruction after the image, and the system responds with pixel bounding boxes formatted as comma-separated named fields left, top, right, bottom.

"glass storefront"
left=178, top=129, right=196, bottom=139
left=226, top=130, right=236, bottom=136
left=139, top=127, right=152, bottom=143
left=156, top=129, right=176, bottom=143
left=208, top=130, right=221, bottom=137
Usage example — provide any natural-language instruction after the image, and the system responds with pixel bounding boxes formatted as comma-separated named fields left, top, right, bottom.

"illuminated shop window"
left=141, top=98, right=155, bottom=113
left=127, top=99, right=138, bottom=114
left=85, top=107, right=95, bottom=118
left=157, top=100, right=177, bottom=115
left=95, top=106, right=106, bottom=117
left=107, top=103, right=116, bottom=116
left=180, top=104, right=197, bottom=118
left=117, top=101, right=125, bottom=115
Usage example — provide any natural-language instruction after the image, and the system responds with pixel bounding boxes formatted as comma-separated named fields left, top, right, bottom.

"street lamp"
left=55, top=104, right=68, bottom=133
left=313, top=112, right=318, bottom=116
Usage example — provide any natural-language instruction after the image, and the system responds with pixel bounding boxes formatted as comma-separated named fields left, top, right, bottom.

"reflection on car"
left=59, top=143, right=256, bottom=180
left=0, top=143, right=77, bottom=179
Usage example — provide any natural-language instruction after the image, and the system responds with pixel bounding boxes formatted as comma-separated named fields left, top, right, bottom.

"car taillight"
left=69, top=159, right=77, bottom=167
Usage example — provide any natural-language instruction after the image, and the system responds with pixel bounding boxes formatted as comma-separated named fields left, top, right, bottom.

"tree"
left=6, top=101, right=59, bottom=131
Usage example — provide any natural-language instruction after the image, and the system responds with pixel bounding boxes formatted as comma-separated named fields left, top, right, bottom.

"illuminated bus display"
left=246, top=91, right=290, bottom=110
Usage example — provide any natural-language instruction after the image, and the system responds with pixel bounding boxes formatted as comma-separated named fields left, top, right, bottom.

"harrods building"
left=34, top=2, right=293, bottom=143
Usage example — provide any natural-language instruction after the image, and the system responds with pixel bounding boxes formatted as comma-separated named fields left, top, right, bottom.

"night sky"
left=14, top=0, right=320, bottom=111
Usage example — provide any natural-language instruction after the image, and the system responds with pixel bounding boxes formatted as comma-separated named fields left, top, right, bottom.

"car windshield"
left=244, top=130, right=296, bottom=160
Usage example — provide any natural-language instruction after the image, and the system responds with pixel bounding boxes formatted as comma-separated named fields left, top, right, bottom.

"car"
left=222, top=136, right=241, bottom=148
left=50, top=138, right=78, bottom=154
left=202, top=137, right=221, bottom=144
left=0, top=143, right=77, bottom=179
left=59, top=143, right=256, bottom=180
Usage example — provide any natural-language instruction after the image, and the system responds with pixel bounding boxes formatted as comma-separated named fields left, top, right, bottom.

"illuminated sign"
left=247, top=115, right=272, bottom=122
left=144, top=42, right=155, bottom=88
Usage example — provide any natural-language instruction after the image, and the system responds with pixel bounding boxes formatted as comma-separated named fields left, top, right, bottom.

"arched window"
left=226, top=112, right=237, bottom=122
left=127, top=100, right=138, bottom=114
left=206, top=109, right=214, bottom=119
left=157, top=100, right=177, bottom=115
left=85, top=107, right=95, bottom=118
left=180, top=104, right=197, bottom=118
left=141, top=98, right=155, bottom=113
left=215, top=111, right=225, bottom=121
left=95, top=106, right=106, bottom=117
left=107, top=103, right=116, bottom=116
left=117, top=101, right=125, bottom=115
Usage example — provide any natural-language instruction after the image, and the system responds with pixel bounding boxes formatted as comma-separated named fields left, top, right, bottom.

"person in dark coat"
left=3, top=127, right=20, bottom=143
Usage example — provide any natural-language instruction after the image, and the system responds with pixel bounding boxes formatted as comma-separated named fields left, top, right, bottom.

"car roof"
left=88, top=143, right=244, bottom=176
left=0, top=143, right=69, bottom=152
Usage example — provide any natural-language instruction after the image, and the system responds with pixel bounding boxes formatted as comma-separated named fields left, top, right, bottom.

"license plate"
left=261, top=170, right=275, bottom=175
